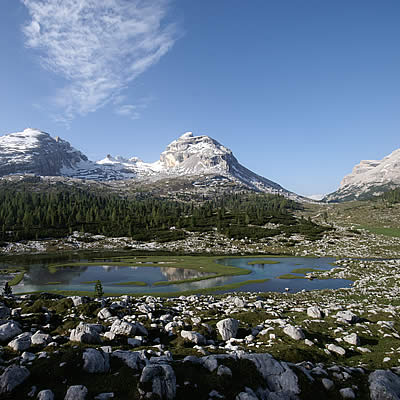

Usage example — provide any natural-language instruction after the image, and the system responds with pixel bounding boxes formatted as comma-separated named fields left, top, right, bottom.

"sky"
left=1, top=0, right=400, bottom=197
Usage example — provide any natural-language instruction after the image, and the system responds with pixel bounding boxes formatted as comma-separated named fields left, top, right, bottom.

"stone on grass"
left=369, top=369, right=400, bottom=400
left=336, top=311, right=360, bottom=324
left=110, top=320, right=137, bottom=336
left=241, top=353, right=299, bottom=396
left=216, top=318, right=239, bottom=341
left=97, top=308, right=112, bottom=320
left=139, top=364, right=176, bottom=400
left=111, top=350, right=147, bottom=371
left=283, top=325, right=305, bottom=341
left=83, top=348, right=110, bottom=373
left=0, top=321, right=22, bottom=342
left=0, top=306, right=10, bottom=319
left=8, top=332, right=32, bottom=352
left=307, top=306, right=323, bottom=319
left=343, top=333, right=360, bottom=346
left=327, top=344, right=346, bottom=356
left=37, top=389, right=55, bottom=400
left=0, top=365, right=30, bottom=394
left=181, top=330, right=206, bottom=345
left=70, top=322, right=101, bottom=344
left=31, top=331, right=52, bottom=346
left=64, top=385, right=88, bottom=400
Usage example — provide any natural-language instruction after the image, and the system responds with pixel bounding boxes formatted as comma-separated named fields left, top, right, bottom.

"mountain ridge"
left=0, top=128, right=300, bottom=199
left=324, top=146, right=400, bottom=202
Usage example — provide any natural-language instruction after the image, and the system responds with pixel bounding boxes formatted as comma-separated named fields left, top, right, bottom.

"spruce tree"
left=94, top=280, right=104, bottom=298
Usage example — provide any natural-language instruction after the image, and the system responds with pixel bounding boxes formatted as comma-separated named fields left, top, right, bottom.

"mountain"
left=324, top=147, right=400, bottom=202
left=0, top=129, right=298, bottom=198
left=98, top=131, right=296, bottom=196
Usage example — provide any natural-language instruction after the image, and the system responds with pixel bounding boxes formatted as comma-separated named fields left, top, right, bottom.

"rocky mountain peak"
left=325, top=147, right=400, bottom=201
left=0, top=128, right=88, bottom=177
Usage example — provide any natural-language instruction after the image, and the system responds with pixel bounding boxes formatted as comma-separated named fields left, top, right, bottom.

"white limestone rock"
left=8, top=332, right=32, bottom=352
left=216, top=318, right=239, bottom=341
left=283, top=325, right=305, bottom=341
left=180, top=330, right=206, bottom=345
left=0, top=321, right=22, bottom=342
left=69, top=322, right=101, bottom=344
left=343, top=333, right=360, bottom=346
left=307, top=306, right=323, bottom=319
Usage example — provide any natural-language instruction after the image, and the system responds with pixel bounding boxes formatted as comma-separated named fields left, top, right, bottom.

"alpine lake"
left=0, top=252, right=352, bottom=296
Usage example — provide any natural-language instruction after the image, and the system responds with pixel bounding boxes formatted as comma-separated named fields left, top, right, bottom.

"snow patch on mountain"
left=0, top=129, right=299, bottom=198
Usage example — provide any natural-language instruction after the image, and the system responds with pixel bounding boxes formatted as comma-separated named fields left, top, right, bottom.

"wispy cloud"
left=21, top=0, right=179, bottom=121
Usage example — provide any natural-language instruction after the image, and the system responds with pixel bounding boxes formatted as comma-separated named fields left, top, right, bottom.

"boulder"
left=181, top=330, right=206, bottom=345
left=8, top=332, right=32, bottom=352
left=70, top=322, right=101, bottom=344
left=240, top=353, right=299, bottom=396
left=327, top=344, right=346, bottom=356
left=0, top=306, right=10, bottom=319
left=369, top=370, right=400, bottom=400
left=31, top=331, right=52, bottom=346
left=82, top=348, right=110, bottom=373
left=283, top=325, right=305, bottom=341
left=322, top=378, right=334, bottom=391
left=339, top=388, right=356, bottom=399
left=0, top=365, right=30, bottom=394
left=216, top=318, right=239, bottom=341
left=139, top=364, right=176, bottom=400
left=110, top=320, right=136, bottom=336
left=343, top=333, right=360, bottom=346
left=64, top=385, right=88, bottom=400
left=307, top=306, right=323, bottom=319
left=37, top=389, right=55, bottom=400
left=97, top=308, right=112, bottom=320
left=111, top=350, right=147, bottom=371
left=0, top=321, right=22, bottom=342
left=336, top=311, right=360, bottom=324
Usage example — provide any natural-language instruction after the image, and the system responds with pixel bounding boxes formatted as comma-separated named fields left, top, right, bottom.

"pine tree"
left=2, top=282, right=12, bottom=297
left=94, top=280, right=104, bottom=298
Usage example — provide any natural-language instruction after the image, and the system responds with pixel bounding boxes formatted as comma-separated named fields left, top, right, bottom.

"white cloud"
left=21, top=0, right=179, bottom=120
left=115, top=104, right=140, bottom=120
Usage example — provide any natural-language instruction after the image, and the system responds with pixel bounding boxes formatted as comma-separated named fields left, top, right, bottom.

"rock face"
left=0, top=129, right=130, bottom=181
left=0, top=129, right=299, bottom=198
left=0, top=129, right=87, bottom=176
left=325, top=147, right=400, bottom=201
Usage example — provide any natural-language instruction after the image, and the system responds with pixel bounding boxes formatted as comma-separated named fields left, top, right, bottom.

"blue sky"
left=1, top=0, right=400, bottom=196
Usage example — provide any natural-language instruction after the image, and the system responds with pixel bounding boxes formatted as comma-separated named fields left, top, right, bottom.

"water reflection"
left=0, top=255, right=353, bottom=294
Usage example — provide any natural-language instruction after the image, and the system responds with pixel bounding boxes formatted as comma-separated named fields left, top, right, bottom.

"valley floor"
left=1, top=200, right=400, bottom=398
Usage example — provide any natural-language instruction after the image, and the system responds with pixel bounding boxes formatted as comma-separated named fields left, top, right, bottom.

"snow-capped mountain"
left=0, top=128, right=134, bottom=181
left=324, top=147, right=400, bottom=201
left=98, top=132, right=295, bottom=195
left=0, top=129, right=297, bottom=198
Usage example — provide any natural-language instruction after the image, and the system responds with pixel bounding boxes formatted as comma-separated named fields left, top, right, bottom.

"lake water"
left=2, top=255, right=352, bottom=294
